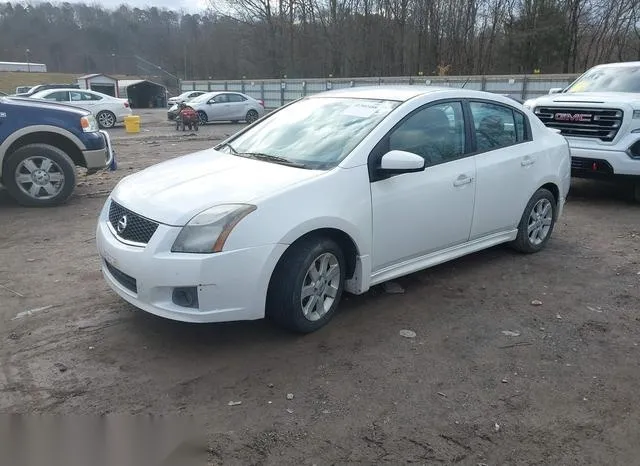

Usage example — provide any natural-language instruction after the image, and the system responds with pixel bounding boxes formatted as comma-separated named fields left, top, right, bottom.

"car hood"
left=111, top=148, right=323, bottom=226
left=532, top=92, right=640, bottom=108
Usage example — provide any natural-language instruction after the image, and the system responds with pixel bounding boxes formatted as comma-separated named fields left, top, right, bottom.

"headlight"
left=80, top=115, right=99, bottom=132
left=171, top=204, right=257, bottom=253
left=633, top=110, right=640, bottom=119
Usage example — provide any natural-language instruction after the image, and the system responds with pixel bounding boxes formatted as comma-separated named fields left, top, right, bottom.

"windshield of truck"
left=565, top=65, right=640, bottom=93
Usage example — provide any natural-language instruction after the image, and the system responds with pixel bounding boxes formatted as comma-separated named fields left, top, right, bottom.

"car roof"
left=593, top=61, right=640, bottom=68
left=308, top=85, right=512, bottom=102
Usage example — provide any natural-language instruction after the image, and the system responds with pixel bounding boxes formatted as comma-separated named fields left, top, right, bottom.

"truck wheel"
left=3, top=143, right=76, bottom=207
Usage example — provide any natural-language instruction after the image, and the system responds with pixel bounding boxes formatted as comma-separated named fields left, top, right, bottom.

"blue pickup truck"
left=0, top=95, right=114, bottom=206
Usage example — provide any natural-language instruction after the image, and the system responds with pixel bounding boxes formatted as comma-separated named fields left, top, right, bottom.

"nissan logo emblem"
left=117, top=215, right=128, bottom=234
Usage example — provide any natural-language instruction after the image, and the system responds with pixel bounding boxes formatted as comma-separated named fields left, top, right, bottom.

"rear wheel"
left=3, top=143, right=76, bottom=206
left=510, top=188, right=556, bottom=253
left=246, top=110, right=259, bottom=124
left=97, top=111, right=116, bottom=129
left=267, top=237, right=345, bottom=333
left=634, top=182, right=640, bottom=203
left=197, top=111, right=208, bottom=125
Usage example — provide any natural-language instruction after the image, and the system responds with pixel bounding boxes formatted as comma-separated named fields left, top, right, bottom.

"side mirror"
left=208, top=100, right=215, bottom=105
left=548, top=87, right=563, bottom=95
left=378, top=150, right=425, bottom=176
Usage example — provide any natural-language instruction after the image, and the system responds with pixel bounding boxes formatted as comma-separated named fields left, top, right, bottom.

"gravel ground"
left=1, top=109, right=639, bottom=465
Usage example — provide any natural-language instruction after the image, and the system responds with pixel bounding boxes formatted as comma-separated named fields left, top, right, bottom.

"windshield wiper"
left=219, top=143, right=308, bottom=168
left=237, top=152, right=308, bottom=168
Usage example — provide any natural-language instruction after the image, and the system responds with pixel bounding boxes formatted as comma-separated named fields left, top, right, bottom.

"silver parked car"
left=183, top=91, right=265, bottom=125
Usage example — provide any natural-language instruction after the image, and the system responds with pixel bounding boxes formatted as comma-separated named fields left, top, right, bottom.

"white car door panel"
left=468, top=101, right=540, bottom=239
left=371, top=157, right=477, bottom=272
left=369, top=100, right=476, bottom=272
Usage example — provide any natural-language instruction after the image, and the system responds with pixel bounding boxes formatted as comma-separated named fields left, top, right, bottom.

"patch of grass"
left=0, top=72, right=79, bottom=93
left=0, top=72, right=133, bottom=94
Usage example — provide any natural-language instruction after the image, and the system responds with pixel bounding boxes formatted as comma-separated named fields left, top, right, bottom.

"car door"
left=205, top=93, right=229, bottom=121
left=369, top=100, right=477, bottom=272
left=227, top=93, right=249, bottom=120
left=467, top=100, right=539, bottom=239
left=69, top=91, right=94, bottom=112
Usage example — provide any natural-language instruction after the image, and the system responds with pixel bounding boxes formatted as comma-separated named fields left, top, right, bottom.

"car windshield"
left=219, top=97, right=400, bottom=169
left=565, top=65, right=640, bottom=93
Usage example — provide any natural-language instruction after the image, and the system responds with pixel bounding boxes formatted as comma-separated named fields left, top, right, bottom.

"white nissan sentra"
left=96, top=86, right=571, bottom=333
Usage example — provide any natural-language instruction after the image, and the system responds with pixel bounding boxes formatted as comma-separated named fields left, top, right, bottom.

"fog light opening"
left=172, top=287, right=199, bottom=309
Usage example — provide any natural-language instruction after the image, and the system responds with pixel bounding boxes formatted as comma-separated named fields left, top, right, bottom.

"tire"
left=3, top=143, right=76, bottom=207
left=510, top=188, right=557, bottom=253
left=97, top=111, right=116, bottom=129
left=197, top=111, right=208, bottom=125
left=634, top=182, right=640, bottom=203
left=266, top=236, right=346, bottom=333
left=231, top=120, right=239, bottom=124
left=246, top=110, right=259, bottom=124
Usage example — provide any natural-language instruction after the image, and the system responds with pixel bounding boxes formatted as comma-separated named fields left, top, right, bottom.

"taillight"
left=258, top=100, right=264, bottom=107
left=124, top=102, right=129, bottom=108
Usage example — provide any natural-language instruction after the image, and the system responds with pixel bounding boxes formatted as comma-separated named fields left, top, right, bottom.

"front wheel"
left=267, top=237, right=346, bottom=333
left=510, top=188, right=557, bottom=253
left=245, top=110, right=259, bottom=124
left=197, top=111, right=208, bottom=125
left=3, top=143, right=76, bottom=206
left=97, top=111, right=116, bottom=129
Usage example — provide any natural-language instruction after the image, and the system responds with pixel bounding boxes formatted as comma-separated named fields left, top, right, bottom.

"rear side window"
left=470, top=102, right=518, bottom=152
left=228, top=94, right=247, bottom=103
left=514, top=111, right=527, bottom=141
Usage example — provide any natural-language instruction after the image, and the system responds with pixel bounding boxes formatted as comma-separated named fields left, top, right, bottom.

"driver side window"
left=388, top=101, right=466, bottom=166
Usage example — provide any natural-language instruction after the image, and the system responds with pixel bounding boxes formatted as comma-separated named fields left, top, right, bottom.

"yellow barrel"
left=124, top=115, right=141, bottom=133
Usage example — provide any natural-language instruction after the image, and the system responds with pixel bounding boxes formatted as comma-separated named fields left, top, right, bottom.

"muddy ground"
left=1, top=109, right=639, bottom=465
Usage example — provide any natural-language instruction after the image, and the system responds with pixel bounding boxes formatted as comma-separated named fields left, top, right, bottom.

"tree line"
left=0, top=0, right=638, bottom=82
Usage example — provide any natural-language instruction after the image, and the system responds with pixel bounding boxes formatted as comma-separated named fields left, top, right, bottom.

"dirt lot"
left=1, top=109, right=639, bottom=464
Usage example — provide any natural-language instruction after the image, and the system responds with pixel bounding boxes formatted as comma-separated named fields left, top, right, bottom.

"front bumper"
left=567, top=139, right=640, bottom=178
left=83, top=130, right=114, bottom=171
left=96, top=202, right=286, bottom=323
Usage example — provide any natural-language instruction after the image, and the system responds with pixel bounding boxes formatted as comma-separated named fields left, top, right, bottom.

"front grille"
left=104, top=261, right=137, bottom=293
left=571, top=157, right=614, bottom=174
left=534, top=107, right=623, bottom=142
left=108, top=201, right=159, bottom=245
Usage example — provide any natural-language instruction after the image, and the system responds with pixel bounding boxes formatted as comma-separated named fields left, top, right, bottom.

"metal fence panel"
left=181, top=74, right=579, bottom=108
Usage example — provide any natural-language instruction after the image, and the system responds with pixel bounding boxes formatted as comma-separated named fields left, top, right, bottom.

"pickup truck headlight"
left=523, top=99, right=535, bottom=110
left=171, top=204, right=257, bottom=253
left=633, top=110, right=640, bottom=119
left=80, top=115, right=99, bottom=132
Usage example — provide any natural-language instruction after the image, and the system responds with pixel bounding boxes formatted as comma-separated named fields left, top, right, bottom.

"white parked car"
left=97, top=86, right=570, bottom=333
left=524, top=61, right=640, bottom=201
left=184, top=91, right=265, bottom=125
left=30, top=88, right=132, bottom=129
left=167, top=90, right=206, bottom=108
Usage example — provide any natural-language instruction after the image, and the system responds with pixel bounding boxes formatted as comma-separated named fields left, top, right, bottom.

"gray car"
left=184, top=91, right=266, bottom=125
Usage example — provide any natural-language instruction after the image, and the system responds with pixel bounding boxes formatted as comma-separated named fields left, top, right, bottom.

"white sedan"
left=96, top=86, right=571, bottom=333
left=30, top=88, right=132, bottom=129
left=184, top=91, right=266, bottom=124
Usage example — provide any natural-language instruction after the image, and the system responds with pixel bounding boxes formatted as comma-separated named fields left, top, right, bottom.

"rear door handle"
left=521, top=156, right=536, bottom=167
left=453, top=174, right=474, bottom=187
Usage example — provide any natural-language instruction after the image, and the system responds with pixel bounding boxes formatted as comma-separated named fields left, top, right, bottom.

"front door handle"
left=453, top=174, right=474, bottom=187
left=521, top=156, right=536, bottom=167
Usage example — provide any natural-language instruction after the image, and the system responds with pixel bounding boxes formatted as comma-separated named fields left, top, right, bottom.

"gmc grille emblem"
left=554, top=112, right=592, bottom=122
